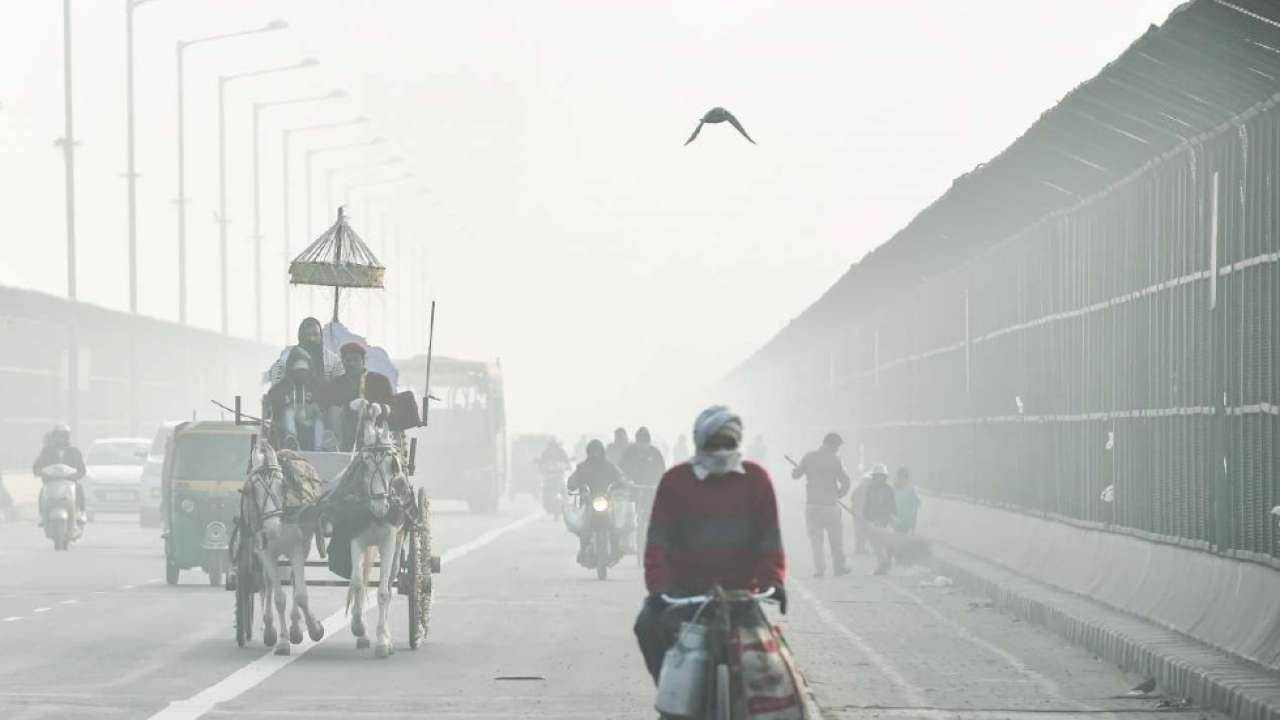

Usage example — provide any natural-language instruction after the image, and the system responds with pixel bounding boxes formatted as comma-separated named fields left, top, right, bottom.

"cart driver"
left=322, top=342, right=395, bottom=451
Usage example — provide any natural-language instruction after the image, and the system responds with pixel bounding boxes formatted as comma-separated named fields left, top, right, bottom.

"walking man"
left=790, top=432, right=852, bottom=577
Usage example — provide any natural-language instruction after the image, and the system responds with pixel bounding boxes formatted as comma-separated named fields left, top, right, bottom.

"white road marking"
left=32, top=607, right=51, bottom=613
left=119, top=584, right=136, bottom=590
left=58, top=599, right=78, bottom=605
left=91, top=591, right=106, bottom=595
left=3, top=616, right=22, bottom=622
left=146, top=510, right=543, bottom=720
left=792, top=580, right=931, bottom=710
left=145, top=578, right=162, bottom=584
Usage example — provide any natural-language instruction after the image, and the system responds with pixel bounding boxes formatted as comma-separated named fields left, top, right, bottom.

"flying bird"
left=685, top=107, right=756, bottom=145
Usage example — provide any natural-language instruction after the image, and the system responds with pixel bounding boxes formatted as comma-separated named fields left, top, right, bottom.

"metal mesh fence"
left=730, top=95, right=1280, bottom=565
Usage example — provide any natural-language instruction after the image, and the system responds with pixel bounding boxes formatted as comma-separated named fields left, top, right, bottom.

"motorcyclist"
left=605, top=427, right=630, bottom=465
left=672, top=433, right=691, bottom=462
left=539, top=437, right=571, bottom=469
left=634, top=405, right=787, bottom=683
left=32, top=424, right=87, bottom=524
left=619, top=426, right=665, bottom=520
left=567, top=439, right=626, bottom=563
left=538, top=438, right=572, bottom=508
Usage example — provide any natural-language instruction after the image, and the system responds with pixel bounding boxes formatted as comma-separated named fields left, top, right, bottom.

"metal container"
left=655, top=621, right=710, bottom=719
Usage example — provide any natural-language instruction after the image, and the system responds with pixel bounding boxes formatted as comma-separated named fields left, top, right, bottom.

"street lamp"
left=248, top=89, right=345, bottom=342
left=216, top=57, right=318, bottom=335
left=124, top=0, right=164, bottom=314
left=175, top=18, right=287, bottom=325
left=303, top=137, right=385, bottom=238
left=281, top=116, right=368, bottom=339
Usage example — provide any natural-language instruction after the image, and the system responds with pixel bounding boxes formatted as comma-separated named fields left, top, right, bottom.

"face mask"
left=701, top=448, right=742, bottom=476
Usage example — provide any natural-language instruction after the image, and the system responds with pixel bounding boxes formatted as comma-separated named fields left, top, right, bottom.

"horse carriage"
left=224, top=208, right=440, bottom=657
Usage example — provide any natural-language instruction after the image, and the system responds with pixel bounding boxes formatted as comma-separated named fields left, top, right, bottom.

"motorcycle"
left=38, top=463, right=84, bottom=551
left=567, top=485, right=625, bottom=580
left=538, top=459, right=570, bottom=518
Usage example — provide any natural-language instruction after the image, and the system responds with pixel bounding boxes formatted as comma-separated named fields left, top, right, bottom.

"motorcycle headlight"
left=592, top=496, right=609, bottom=513
left=180, top=499, right=196, bottom=514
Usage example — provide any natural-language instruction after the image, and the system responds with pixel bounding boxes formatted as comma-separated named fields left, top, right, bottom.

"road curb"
left=931, top=544, right=1280, bottom=720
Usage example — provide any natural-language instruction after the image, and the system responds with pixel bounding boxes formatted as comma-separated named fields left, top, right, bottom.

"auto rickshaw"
left=162, top=421, right=254, bottom=586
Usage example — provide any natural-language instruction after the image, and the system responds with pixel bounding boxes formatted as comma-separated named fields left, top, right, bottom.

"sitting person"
left=321, top=342, right=395, bottom=452
left=267, top=348, right=324, bottom=451
left=266, top=317, right=343, bottom=386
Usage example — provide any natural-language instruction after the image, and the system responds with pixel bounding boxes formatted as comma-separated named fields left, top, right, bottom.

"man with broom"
left=788, top=433, right=852, bottom=577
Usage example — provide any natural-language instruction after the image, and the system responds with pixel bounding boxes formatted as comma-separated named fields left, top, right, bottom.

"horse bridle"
left=359, top=443, right=399, bottom=505
left=247, top=462, right=285, bottom=524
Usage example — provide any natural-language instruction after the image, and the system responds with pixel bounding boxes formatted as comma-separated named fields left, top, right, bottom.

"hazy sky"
left=1, top=0, right=1181, bottom=440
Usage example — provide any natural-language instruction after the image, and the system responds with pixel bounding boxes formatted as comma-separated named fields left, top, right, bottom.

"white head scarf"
left=690, top=405, right=745, bottom=480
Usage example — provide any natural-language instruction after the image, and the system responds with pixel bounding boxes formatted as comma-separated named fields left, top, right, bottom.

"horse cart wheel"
left=406, top=489, right=433, bottom=650
left=232, top=521, right=257, bottom=648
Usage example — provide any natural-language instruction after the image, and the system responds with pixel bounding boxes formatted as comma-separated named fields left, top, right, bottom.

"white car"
left=139, top=422, right=182, bottom=527
left=83, top=438, right=150, bottom=518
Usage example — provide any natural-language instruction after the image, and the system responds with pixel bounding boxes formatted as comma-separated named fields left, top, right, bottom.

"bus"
left=399, top=355, right=506, bottom=513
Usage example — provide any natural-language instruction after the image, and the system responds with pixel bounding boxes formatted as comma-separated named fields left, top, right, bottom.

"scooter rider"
left=567, top=439, right=626, bottom=562
left=32, top=424, right=87, bottom=524
left=634, top=405, right=787, bottom=683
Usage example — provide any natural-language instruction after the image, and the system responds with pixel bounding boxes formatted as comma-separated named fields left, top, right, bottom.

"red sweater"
left=643, top=461, right=786, bottom=594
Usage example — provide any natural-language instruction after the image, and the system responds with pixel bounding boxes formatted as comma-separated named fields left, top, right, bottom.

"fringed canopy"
left=289, top=207, right=384, bottom=289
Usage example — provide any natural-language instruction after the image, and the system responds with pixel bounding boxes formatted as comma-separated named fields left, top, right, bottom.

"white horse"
left=341, top=401, right=410, bottom=658
left=246, top=438, right=325, bottom=655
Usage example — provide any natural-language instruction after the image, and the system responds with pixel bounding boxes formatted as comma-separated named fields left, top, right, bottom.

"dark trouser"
left=853, top=516, right=867, bottom=554
left=805, top=504, right=845, bottom=574
left=869, top=521, right=892, bottom=572
left=634, top=597, right=696, bottom=684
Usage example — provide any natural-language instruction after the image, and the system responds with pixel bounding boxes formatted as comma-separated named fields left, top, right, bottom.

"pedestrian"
left=893, top=467, right=920, bottom=535
left=862, top=463, right=897, bottom=575
left=789, top=432, right=851, bottom=577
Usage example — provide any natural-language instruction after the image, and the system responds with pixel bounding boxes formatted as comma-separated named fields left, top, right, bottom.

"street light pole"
left=175, top=20, right=287, bottom=327
left=249, top=91, right=344, bottom=342
left=124, top=0, right=160, bottom=314
left=216, top=58, right=316, bottom=336
left=280, top=116, right=366, bottom=341
left=60, top=0, right=77, bottom=302
left=304, top=137, right=385, bottom=237
left=60, top=0, right=79, bottom=438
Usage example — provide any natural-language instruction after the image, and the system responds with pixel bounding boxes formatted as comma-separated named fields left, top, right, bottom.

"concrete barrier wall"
left=921, top=493, right=1280, bottom=672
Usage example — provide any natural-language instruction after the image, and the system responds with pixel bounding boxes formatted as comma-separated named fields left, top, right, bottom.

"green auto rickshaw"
left=162, top=421, right=253, bottom=586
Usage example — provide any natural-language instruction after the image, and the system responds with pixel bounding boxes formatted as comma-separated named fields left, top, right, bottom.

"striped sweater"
left=643, top=460, right=786, bottom=594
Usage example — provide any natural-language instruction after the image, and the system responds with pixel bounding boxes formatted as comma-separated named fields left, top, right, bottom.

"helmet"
left=822, top=432, right=843, bottom=449
left=586, top=439, right=605, bottom=459
left=870, top=462, right=889, bottom=478
left=635, top=427, right=651, bottom=444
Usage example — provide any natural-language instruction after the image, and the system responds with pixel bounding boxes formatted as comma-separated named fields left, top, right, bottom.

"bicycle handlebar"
left=660, top=587, right=776, bottom=607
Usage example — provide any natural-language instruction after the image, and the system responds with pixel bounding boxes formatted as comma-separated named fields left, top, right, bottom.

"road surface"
left=0, top=484, right=1223, bottom=719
